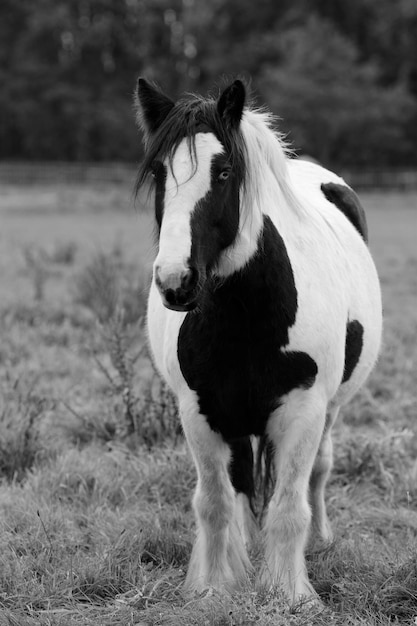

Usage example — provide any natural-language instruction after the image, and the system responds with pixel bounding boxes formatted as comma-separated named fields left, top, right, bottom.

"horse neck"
left=216, top=153, right=300, bottom=278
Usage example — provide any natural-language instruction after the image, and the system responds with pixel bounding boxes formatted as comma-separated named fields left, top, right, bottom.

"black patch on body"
left=343, top=320, right=364, bottom=383
left=321, top=182, right=368, bottom=243
left=177, top=216, right=318, bottom=442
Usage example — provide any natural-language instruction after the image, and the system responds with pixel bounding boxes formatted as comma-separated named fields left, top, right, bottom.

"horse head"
left=136, top=79, right=246, bottom=311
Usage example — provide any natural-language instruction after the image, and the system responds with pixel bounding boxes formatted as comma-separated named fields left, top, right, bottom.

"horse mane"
left=239, top=108, right=307, bottom=223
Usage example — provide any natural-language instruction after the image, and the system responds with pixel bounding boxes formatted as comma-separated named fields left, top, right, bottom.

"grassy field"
left=0, top=184, right=416, bottom=625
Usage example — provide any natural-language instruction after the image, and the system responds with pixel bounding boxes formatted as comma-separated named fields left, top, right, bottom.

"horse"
left=134, top=78, right=382, bottom=604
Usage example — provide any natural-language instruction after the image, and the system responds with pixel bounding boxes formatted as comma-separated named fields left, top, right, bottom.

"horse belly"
left=283, top=213, right=382, bottom=407
left=334, top=254, right=382, bottom=406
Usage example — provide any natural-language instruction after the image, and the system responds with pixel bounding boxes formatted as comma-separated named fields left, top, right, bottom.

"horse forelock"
left=136, top=95, right=247, bottom=199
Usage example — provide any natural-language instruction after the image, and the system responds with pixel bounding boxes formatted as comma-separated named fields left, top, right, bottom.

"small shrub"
left=73, top=247, right=178, bottom=449
left=133, top=380, right=181, bottom=448
left=22, top=245, right=51, bottom=302
left=59, top=402, right=117, bottom=445
left=96, top=310, right=180, bottom=446
left=0, top=379, right=48, bottom=481
left=74, top=251, right=120, bottom=322
left=47, top=240, right=77, bottom=265
left=74, top=248, right=147, bottom=325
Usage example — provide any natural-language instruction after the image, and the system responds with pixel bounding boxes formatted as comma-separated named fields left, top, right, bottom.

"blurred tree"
left=311, top=0, right=417, bottom=164
left=0, top=0, right=415, bottom=166
left=259, top=16, right=414, bottom=166
left=0, top=0, right=193, bottom=160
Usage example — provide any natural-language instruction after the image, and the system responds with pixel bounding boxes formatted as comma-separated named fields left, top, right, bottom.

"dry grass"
left=0, top=185, right=416, bottom=625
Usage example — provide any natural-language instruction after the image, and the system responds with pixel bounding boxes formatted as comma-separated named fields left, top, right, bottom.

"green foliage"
left=0, top=0, right=416, bottom=166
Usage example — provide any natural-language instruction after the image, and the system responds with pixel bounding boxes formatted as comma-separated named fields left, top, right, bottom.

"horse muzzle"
left=154, top=264, right=201, bottom=312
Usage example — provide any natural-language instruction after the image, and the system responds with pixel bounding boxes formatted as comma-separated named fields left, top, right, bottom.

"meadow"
left=0, top=183, right=416, bottom=625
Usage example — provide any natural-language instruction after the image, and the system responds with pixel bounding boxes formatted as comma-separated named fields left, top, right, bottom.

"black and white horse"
left=135, top=78, right=382, bottom=603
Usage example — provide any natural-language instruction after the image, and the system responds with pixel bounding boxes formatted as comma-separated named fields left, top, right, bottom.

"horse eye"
left=218, top=170, right=230, bottom=182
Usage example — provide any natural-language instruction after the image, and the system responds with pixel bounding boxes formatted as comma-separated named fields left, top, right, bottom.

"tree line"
left=1, top=0, right=416, bottom=168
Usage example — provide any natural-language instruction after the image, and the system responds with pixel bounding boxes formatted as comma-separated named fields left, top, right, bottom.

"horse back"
left=289, top=159, right=368, bottom=242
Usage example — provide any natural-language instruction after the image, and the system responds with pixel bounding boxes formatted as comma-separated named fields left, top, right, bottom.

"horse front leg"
left=180, top=394, right=251, bottom=593
left=259, top=388, right=327, bottom=604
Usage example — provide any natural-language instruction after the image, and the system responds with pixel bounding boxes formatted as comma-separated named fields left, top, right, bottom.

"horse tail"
left=229, top=437, right=256, bottom=513
left=255, top=435, right=275, bottom=516
left=230, top=436, right=275, bottom=518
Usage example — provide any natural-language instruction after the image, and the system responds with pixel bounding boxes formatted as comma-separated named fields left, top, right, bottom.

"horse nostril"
left=181, top=267, right=198, bottom=292
left=164, top=288, right=176, bottom=305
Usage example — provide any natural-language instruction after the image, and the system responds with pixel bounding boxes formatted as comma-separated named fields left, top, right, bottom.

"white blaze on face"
left=154, top=132, right=224, bottom=287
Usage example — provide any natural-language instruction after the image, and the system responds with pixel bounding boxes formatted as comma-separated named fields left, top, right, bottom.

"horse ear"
left=135, top=78, right=175, bottom=139
left=217, top=80, right=246, bottom=129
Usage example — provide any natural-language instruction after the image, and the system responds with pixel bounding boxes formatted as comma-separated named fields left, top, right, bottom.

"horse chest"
left=177, top=217, right=318, bottom=440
